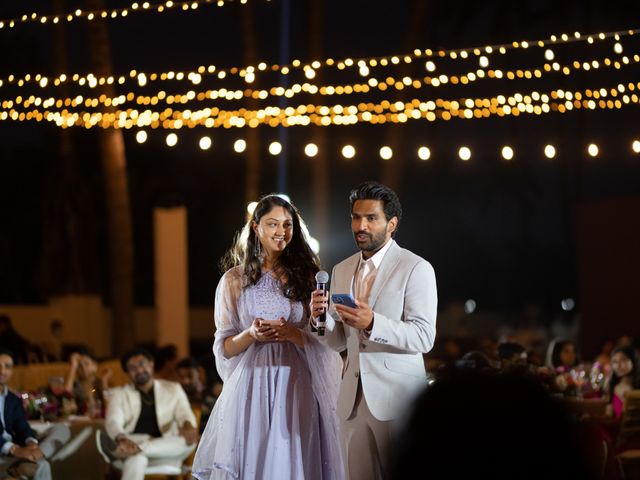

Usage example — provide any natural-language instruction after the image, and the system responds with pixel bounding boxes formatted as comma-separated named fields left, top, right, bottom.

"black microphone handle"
left=316, top=281, right=327, bottom=336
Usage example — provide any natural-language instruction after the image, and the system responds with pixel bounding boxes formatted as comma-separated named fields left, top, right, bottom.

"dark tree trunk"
left=85, top=0, right=135, bottom=355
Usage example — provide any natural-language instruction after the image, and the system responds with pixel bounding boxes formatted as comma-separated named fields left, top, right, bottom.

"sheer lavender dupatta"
left=192, top=267, right=345, bottom=480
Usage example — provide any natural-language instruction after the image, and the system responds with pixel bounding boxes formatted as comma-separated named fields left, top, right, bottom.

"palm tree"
left=85, top=0, right=135, bottom=355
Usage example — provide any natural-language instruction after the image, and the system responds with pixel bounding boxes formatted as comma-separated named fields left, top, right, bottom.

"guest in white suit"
left=311, top=181, right=437, bottom=480
left=103, top=347, right=198, bottom=480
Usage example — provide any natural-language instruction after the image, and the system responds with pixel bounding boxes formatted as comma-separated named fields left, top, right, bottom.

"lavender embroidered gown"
left=192, top=267, right=344, bottom=480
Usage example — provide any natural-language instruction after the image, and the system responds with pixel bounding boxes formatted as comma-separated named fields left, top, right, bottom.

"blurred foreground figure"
left=0, top=348, right=70, bottom=480
left=390, top=369, right=600, bottom=480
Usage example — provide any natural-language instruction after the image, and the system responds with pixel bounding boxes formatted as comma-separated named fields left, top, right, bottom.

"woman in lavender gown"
left=193, top=194, right=344, bottom=480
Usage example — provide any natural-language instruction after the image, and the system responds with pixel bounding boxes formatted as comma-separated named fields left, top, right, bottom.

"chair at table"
left=615, top=389, right=640, bottom=479
left=95, top=430, right=190, bottom=480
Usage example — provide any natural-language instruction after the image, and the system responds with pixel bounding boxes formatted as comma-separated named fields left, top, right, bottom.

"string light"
left=459, top=146, right=471, bottom=161
left=632, top=140, right=640, bottom=153
left=304, top=143, right=318, bottom=157
left=6, top=80, right=638, bottom=130
left=501, top=145, right=514, bottom=160
left=0, top=27, right=637, bottom=92
left=587, top=143, right=599, bottom=157
left=135, top=130, right=147, bottom=143
left=544, top=144, right=556, bottom=158
left=268, top=141, right=282, bottom=155
left=418, top=146, right=431, bottom=160
left=166, top=132, right=178, bottom=146
left=379, top=146, right=393, bottom=160
left=233, top=138, right=246, bottom=153
left=199, top=135, right=212, bottom=150
left=342, top=145, right=356, bottom=159
left=0, top=0, right=246, bottom=31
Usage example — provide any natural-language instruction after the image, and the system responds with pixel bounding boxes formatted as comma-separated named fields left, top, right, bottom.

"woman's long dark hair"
left=608, top=345, right=640, bottom=400
left=220, top=194, right=320, bottom=302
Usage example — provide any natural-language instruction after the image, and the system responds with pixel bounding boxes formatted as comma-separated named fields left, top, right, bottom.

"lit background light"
left=459, top=146, right=471, bottom=161
left=544, top=144, right=556, bottom=159
left=379, top=146, right=393, bottom=160
left=166, top=132, right=178, bottom=147
left=464, top=299, right=477, bottom=314
left=233, top=139, right=246, bottom=153
left=632, top=140, right=640, bottom=153
left=418, top=146, right=431, bottom=160
left=135, top=130, right=147, bottom=143
left=304, top=143, right=318, bottom=157
left=561, top=298, right=575, bottom=311
left=307, top=237, right=320, bottom=254
left=269, top=141, right=282, bottom=155
left=501, top=146, right=514, bottom=160
left=246, top=201, right=258, bottom=215
left=199, top=136, right=211, bottom=150
left=587, top=143, right=599, bottom=157
left=342, top=145, right=355, bottom=159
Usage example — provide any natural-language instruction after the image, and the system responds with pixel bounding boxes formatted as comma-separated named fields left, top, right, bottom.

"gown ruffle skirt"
left=192, top=270, right=344, bottom=480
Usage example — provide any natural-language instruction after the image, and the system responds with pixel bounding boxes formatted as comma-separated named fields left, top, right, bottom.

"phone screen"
left=331, top=294, right=357, bottom=308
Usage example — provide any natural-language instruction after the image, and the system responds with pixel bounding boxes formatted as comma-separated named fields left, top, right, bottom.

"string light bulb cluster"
left=0, top=0, right=250, bottom=31
left=136, top=134, right=638, bottom=163
left=0, top=27, right=637, bottom=93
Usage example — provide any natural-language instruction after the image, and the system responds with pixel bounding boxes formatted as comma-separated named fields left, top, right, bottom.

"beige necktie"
left=355, top=259, right=375, bottom=303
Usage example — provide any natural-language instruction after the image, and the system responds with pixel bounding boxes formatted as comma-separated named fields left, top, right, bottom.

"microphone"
left=315, top=270, right=329, bottom=336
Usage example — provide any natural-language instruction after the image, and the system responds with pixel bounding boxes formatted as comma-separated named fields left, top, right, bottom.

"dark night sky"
left=0, top=0, right=639, bottom=322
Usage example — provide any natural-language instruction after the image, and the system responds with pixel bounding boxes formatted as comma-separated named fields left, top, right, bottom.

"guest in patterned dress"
left=192, top=194, right=344, bottom=480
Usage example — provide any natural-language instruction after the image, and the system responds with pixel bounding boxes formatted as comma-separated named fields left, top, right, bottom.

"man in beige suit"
left=101, top=347, right=198, bottom=480
left=311, top=181, right=437, bottom=480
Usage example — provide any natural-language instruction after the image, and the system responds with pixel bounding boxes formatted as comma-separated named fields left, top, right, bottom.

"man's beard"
left=354, top=229, right=387, bottom=253
left=133, top=372, right=151, bottom=386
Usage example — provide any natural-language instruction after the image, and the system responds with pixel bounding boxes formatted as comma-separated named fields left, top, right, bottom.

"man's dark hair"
left=497, top=342, right=526, bottom=361
left=70, top=345, right=97, bottom=362
left=0, top=348, right=15, bottom=361
left=176, top=356, right=201, bottom=370
left=349, top=181, right=403, bottom=236
left=120, top=347, right=154, bottom=372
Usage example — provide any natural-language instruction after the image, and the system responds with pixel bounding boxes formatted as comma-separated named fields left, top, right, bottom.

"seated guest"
left=497, top=341, right=528, bottom=373
left=153, top=344, right=179, bottom=382
left=64, top=348, right=112, bottom=417
left=175, top=357, right=217, bottom=433
left=454, top=350, right=495, bottom=372
left=41, top=320, right=64, bottom=362
left=99, top=347, right=198, bottom=480
left=605, top=345, right=640, bottom=419
left=546, top=338, right=584, bottom=396
left=546, top=338, right=580, bottom=372
left=0, top=348, right=71, bottom=480
left=175, top=357, right=205, bottom=404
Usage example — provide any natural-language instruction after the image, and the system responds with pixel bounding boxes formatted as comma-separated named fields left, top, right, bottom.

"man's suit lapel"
left=153, top=380, right=165, bottom=431
left=339, top=253, right=360, bottom=297
left=367, top=240, right=400, bottom=308
left=126, top=384, right=141, bottom=431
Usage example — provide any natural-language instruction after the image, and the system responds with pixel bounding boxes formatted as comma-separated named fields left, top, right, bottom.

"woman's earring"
left=254, top=239, right=262, bottom=258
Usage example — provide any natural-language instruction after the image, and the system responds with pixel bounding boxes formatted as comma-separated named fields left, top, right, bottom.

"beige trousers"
left=340, top=384, right=397, bottom=480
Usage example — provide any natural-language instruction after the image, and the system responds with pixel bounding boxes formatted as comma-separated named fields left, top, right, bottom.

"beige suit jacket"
left=105, top=379, right=196, bottom=440
left=323, top=240, right=437, bottom=422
